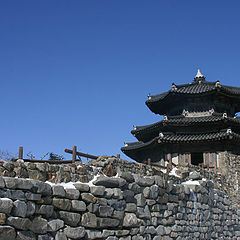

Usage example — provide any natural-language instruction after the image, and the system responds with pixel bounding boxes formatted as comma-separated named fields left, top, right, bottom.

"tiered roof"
left=121, top=70, right=240, bottom=162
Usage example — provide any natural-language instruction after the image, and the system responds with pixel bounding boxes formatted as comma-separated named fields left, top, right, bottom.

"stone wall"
left=0, top=158, right=239, bottom=240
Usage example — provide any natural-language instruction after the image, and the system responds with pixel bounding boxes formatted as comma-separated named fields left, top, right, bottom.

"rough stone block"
left=52, top=198, right=71, bottom=211
left=12, top=200, right=27, bottom=218
left=0, top=197, right=13, bottom=214
left=81, top=212, right=97, bottom=228
left=93, top=176, right=127, bottom=188
left=73, top=183, right=89, bottom=192
left=16, top=230, right=36, bottom=240
left=26, top=201, right=36, bottom=217
left=35, top=205, right=54, bottom=218
left=65, top=188, right=80, bottom=200
left=135, top=193, right=146, bottom=207
left=48, top=219, right=64, bottom=232
left=64, top=227, right=86, bottom=239
left=98, top=206, right=113, bottom=217
left=52, top=185, right=66, bottom=197
left=86, top=230, right=102, bottom=239
left=25, top=192, right=41, bottom=201
left=123, top=213, right=139, bottom=227
left=81, top=193, right=96, bottom=203
left=71, top=200, right=86, bottom=212
left=55, top=232, right=67, bottom=240
left=133, top=174, right=154, bottom=186
left=0, top=226, right=16, bottom=240
left=90, top=186, right=105, bottom=196
left=29, top=217, right=48, bottom=234
left=59, top=211, right=81, bottom=227
left=0, top=213, right=6, bottom=224
left=0, top=177, right=5, bottom=188
left=32, top=181, right=52, bottom=196
left=7, top=217, right=31, bottom=230
left=97, top=217, right=120, bottom=228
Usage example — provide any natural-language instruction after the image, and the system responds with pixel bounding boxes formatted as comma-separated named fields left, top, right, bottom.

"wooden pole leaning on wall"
left=72, top=146, right=77, bottom=164
left=19, top=146, right=23, bottom=160
left=214, top=161, right=217, bottom=175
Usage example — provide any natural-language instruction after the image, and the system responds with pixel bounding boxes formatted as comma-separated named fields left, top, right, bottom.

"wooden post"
left=169, top=153, right=172, bottom=170
left=166, top=163, right=169, bottom=174
left=117, top=154, right=120, bottom=159
left=19, top=146, right=23, bottom=159
left=214, top=161, right=217, bottom=175
left=72, top=146, right=77, bottom=163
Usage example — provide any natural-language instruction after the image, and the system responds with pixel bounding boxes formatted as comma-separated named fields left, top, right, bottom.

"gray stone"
left=112, top=188, right=123, bottom=199
left=97, top=217, right=120, bottom=228
left=16, top=231, right=36, bottom=240
left=81, top=212, right=97, bottom=228
left=104, top=188, right=114, bottom=198
left=38, top=234, right=54, bottom=240
left=126, top=203, right=137, bottom=212
left=107, top=199, right=126, bottom=211
left=90, top=186, right=105, bottom=196
left=135, top=193, right=146, bottom=207
left=55, top=232, right=67, bottom=240
left=26, top=201, right=36, bottom=217
left=0, top=213, right=6, bottom=224
left=3, top=177, right=18, bottom=189
left=154, top=176, right=164, bottom=187
left=73, top=183, right=89, bottom=192
left=102, top=230, right=115, bottom=238
left=117, top=171, right=134, bottom=182
left=156, top=225, right=165, bottom=235
left=0, top=197, right=13, bottom=214
left=36, top=205, right=54, bottom=218
left=48, top=219, right=64, bottom=232
left=71, top=200, right=87, bottom=212
left=29, top=217, right=48, bottom=234
left=52, top=185, right=65, bottom=197
left=52, top=198, right=71, bottom=211
left=25, top=192, right=41, bottom=201
left=123, top=213, right=139, bottom=227
left=189, top=171, right=201, bottom=180
left=6, top=189, right=26, bottom=200
left=123, top=190, right=136, bottom=203
left=12, top=200, right=27, bottom=217
left=115, top=230, right=130, bottom=236
left=0, top=226, right=16, bottom=240
left=64, top=226, right=86, bottom=239
left=86, top=230, right=102, bottom=239
left=65, top=188, right=80, bottom=199
left=81, top=193, right=96, bottom=203
left=99, top=206, right=113, bottom=217
left=32, top=181, right=52, bottom=196
left=133, top=174, right=154, bottom=186
left=93, top=176, right=127, bottom=188
left=7, top=217, right=31, bottom=230
left=0, top=177, right=5, bottom=188
left=59, top=211, right=81, bottom=227
left=112, top=210, right=124, bottom=220
left=87, top=203, right=99, bottom=213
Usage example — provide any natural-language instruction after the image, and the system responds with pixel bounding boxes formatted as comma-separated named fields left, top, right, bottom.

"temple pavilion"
left=121, top=70, right=240, bottom=168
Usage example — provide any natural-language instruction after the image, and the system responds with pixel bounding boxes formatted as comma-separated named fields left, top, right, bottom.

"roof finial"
left=195, top=69, right=203, bottom=78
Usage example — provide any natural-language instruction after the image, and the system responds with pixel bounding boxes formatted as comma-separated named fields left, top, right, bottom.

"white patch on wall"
left=172, top=153, right=178, bottom=165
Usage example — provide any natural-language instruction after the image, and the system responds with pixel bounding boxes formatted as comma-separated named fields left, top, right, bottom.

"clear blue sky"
left=1, top=1, right=240, bottom=160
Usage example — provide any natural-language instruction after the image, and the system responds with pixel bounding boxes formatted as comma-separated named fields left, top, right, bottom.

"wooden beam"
left=12, top=159, right=81, bottom=164
left=19, top=147, right=23, bottom=159
left=72, top=146, right=77, bottom=163
left=65, top=149, right=98, bottom=160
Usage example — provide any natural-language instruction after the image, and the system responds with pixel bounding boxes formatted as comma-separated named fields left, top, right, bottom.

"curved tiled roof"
left=122, top=130, right=240, bottom=152
left=132, top=115, right=240, bottom=136
left=146, top=81, right=240, bottom=104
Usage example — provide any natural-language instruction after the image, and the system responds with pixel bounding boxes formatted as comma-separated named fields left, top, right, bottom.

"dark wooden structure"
left=121, top=70, right=240, bottom=168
